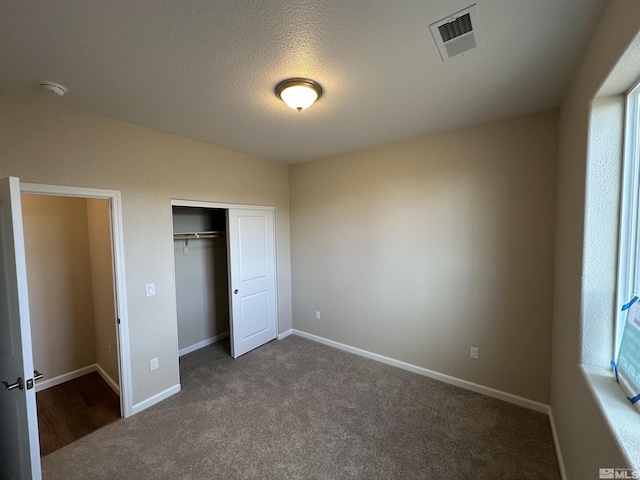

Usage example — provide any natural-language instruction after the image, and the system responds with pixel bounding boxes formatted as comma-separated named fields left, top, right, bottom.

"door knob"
left=34, top=370, right=44, bottom=381
left=3, top=377, right=24, bottom=391
left=234, top=289, right=238, bottom=294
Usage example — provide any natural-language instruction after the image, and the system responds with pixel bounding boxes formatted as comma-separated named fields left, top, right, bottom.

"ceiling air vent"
left=430, top=4, right=480, bottom=61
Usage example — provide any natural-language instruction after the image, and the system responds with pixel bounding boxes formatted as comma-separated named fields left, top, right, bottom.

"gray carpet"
left=42, top=335, right=560, bottom=479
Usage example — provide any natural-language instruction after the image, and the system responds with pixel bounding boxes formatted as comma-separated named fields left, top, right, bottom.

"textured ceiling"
left=0, top=0, right=606, bottom=164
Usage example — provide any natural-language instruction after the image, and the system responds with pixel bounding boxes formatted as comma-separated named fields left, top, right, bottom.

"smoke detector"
left=430, top=4, right=480, bottom=61
left=40, top=81, right=67, bottom=96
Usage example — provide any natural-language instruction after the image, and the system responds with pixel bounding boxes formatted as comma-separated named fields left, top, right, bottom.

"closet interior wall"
left=21, top=194, right=119, bottom=394
left=173, top=207, right=229, bottom=355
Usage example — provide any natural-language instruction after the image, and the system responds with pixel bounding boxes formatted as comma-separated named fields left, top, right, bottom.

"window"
left=616, top=79, right=640, bottom=360
left=613, top=79, right=640, bottom=416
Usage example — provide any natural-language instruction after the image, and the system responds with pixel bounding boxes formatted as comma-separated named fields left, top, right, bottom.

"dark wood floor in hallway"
left=36, top=371, right=121, bottom=457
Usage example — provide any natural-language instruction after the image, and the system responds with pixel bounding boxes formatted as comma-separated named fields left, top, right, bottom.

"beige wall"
left=1, top=95, right=292, bottom=406
left=552, top=1, right=640, bottom=477
left=22, top=195, right=97, bottom=379
left=290, top=109, right=557, bottom=403
left=174, top=238, right=229, bottom=350
left=87, top=198, right=119, bottom=386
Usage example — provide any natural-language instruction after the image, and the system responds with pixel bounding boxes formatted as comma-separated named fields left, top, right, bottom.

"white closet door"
left=0, top=176, right=42, bottom=480
left=227, top=209, right=277, bottom=358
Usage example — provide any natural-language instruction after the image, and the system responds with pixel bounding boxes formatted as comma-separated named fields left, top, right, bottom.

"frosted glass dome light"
left=275, top=78, right=323, bottom=112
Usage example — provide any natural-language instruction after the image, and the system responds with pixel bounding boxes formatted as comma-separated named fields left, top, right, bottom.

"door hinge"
left=117, top=317, right=121, bottom=324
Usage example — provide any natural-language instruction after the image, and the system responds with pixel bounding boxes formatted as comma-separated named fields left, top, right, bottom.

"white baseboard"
left=292, top=329, right=567, bottom=474
left=292, top=329, right=551, bottom=414
left=95, top=363, right=120, bottom=396
left=548, top=408, right=567, bottom=480
left=277, top=328, right=293, bottom=340
left=179, top=332, right=229, bottom=357
left=131, top=384, right=181, bottom=415
left=35, top=363, right=122, bottom=398
left=35, top=364, right=96, bottom=392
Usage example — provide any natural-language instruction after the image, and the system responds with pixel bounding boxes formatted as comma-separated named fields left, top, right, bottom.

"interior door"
left=0, top=177, right=42, bottom=479
left=227, top=209, right=277, bottom=358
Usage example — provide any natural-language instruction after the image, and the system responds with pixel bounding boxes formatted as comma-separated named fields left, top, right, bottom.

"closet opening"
left=172, top=199, right=278, bottom=368
left=172, top=206, right=231, bottom=357
left=20, top=193, right=122, bottom=457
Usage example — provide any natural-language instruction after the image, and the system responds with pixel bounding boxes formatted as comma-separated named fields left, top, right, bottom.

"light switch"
left=146, top=283, right=156, bottom=297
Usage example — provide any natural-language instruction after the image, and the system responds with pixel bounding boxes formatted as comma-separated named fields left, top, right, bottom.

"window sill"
left=582, top=365, right=640, bottom=469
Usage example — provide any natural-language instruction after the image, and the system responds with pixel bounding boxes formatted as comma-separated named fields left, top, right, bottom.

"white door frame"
left=170, top=199, right=279, bottom=359
left=21, top=182, right=133, bottom=418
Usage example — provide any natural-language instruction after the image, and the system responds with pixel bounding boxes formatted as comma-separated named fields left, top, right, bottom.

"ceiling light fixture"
left=275, top=78, right=322, bottom=112
left=40, top=81, right=67, bottom=96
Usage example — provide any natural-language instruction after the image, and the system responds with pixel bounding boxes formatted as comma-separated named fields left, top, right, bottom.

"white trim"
left=20, top=183, right=122, bottom=200
left=131, top=384, right=181, bottom=415
left=34, top=364, right=121, bottom=397
left=272, top=208, right=281, bottom=350
left=95, top=363, right=120, bottom=396
left=20, top=182, right=133, bottom=418
left=548, top=408, right=567, bottom=480
left=110, top=189, right=133, bottom=417
left=171, top=199, right=275, bottom=211
left=35, top=365, right=96, bottom=392
left=292, top=329, right=550, bottom=414
left=179, top=332, right=229, bottom=357
left=278, top=329, right=293, bottom=340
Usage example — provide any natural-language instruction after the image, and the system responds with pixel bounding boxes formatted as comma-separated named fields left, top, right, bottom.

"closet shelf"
left=173, top=231, right=225, bottom=240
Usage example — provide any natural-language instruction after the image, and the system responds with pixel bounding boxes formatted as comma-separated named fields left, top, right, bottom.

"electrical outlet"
left=107, top=344, right=112, bottom=356
left=315, top=311, right=321, bottom=320
left=470, top=347, right=479, bottom=360
left=150, top=357, right=159, bottom=371
left=146, top=283, right=156, bottom=297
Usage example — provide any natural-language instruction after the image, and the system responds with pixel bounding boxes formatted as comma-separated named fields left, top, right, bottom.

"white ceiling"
left=0, top=0, right=605, bottom=164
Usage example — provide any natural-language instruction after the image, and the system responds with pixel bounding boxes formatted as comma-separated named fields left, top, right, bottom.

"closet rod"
left=173, top=231, right=225, bottom=241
